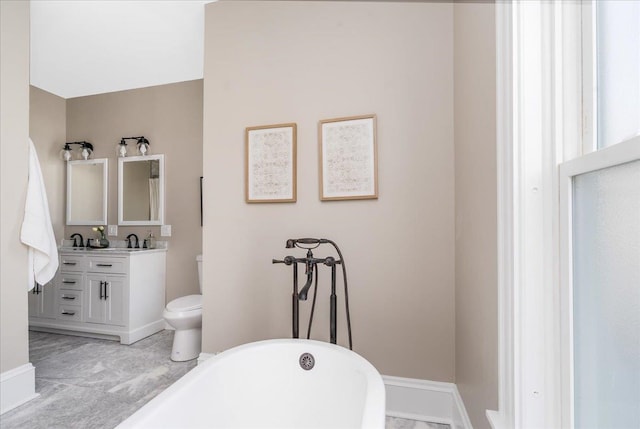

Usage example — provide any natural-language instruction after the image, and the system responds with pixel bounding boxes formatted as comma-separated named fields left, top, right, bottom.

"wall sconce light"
left=118, top=136, right=150, bottom=157
left=61, top=141, right=94, bottom=161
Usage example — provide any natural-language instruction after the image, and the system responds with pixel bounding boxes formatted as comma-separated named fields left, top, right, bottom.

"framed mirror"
left=118, top=154, right=165, bottom=226
left=66, top=159, right=108, bottom=225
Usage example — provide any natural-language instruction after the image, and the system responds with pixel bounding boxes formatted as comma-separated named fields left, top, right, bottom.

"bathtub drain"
left=299, top=353, right=315, bottom=370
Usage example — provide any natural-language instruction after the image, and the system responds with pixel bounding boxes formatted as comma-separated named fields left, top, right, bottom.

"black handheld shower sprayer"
left=285, top=238, right=328, bottom=248
left=273, top=238, right=353, bottom=350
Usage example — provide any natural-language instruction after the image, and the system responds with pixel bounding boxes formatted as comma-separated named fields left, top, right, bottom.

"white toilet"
left=164, top=254, right=203, bottom=361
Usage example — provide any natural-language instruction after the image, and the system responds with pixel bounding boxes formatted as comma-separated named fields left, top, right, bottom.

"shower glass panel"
left=573, top=159, right=640, bottom=429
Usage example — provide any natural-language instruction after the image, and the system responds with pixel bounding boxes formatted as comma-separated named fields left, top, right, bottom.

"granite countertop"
left=59, top=239, right=168, bottom=254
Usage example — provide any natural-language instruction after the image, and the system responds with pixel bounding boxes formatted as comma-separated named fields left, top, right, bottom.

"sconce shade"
left=119, top=136, right=151, bottom=157
left=137, top=137, right=150, bottom=156
left=60, top=144, right=73, bottom=161
left=118, top=139, right=128, bottom=157
left=81, top=145, right=92, bottom=160
left=61, top=141, right=93, bottom=161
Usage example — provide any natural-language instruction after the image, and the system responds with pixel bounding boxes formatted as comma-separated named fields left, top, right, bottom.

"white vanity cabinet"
left=29, top=248, right=167, bottom=345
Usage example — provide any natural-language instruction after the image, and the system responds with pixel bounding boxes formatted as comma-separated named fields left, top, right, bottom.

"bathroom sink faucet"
left=70, top=233, right=84, bottom=248
left=126, top=233, right=140, bottom=249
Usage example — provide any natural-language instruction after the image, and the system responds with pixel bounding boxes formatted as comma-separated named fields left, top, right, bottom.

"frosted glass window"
left=573, top=160, right=640, bottom=429
left=596, top=1, right=640, bottom=149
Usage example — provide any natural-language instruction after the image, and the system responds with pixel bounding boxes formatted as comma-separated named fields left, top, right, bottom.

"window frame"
left=493, top=1, right=638, bottom=428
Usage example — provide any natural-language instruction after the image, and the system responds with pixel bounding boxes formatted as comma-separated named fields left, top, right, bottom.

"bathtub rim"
left=117, top=338, right=386, bottom=429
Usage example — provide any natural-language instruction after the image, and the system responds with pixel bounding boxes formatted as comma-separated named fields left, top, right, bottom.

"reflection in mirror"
left=118, top=155, right=164, bottom=225
left=66, top=159, right=108, bottom=225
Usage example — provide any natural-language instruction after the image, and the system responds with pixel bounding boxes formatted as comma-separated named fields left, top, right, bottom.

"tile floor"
left=0, top=331, right=449, bottom=429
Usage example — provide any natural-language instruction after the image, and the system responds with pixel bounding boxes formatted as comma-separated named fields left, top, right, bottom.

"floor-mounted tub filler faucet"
left=70, top=233, right=84, bottom=248
left=126, top=233, right=140, bottom=249
left=273, top=238, right=352, bottom=350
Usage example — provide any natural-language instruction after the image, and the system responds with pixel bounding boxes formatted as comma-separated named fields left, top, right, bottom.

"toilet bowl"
left=164, top=255, right=203, bottom=361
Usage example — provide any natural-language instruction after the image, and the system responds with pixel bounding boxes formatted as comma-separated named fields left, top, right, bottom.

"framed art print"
left=319, top=114, right=378, bottom=201
left=245, top=123, right=297, bottom=203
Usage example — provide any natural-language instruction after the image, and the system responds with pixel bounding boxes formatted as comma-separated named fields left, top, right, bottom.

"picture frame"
left=245, top=123, right=297, bottom=203
left=319, top=114, right=378, bottom=201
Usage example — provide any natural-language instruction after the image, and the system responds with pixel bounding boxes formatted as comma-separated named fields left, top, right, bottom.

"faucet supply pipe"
left=306, top=265, right=319, bottom=340
left=330, top=263, right=337, bottom=345
left=324, top=238, right=352, bottom=350
left=292, top=260, right=299, bottom=339
left=273, top=256, right=300, bottom=338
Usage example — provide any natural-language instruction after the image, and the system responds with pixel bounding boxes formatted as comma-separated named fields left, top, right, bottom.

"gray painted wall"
left=203, top=0, right=456, bottom=381
left=454, top=3, right=498, bottom=428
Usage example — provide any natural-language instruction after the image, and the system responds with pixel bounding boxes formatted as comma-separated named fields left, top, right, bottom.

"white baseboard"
left=384, top=375, right=472, bottom=429
left=486, top=409, right=505, bottom=429
left=197, top=351, right=214, bottom=365
left=452, top=383, right=474, bottom=429
left=0, top=363, right=38, bottom=415
left=125, top=320, right=166, bottom=344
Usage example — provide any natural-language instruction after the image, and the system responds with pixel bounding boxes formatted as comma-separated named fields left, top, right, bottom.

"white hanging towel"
left=20, top=138, right=59, bottom=291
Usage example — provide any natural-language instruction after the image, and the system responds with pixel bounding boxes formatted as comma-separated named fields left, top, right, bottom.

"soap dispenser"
left=145, top=231, right=156, bottom=249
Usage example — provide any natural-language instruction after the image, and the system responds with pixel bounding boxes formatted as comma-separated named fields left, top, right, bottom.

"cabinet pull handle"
left=62, top=261, right=77, bottom=265
left=99, top=281, right=104, bottom=300
left=61, top=311, right=76, bottom=316
left=96, top=264, right=113, bottom=267
left=62, top=296, right=76, bottom=300
left=62, top=280, right=76, bottom=284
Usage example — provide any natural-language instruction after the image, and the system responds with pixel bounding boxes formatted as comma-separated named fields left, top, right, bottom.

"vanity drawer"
left=87, top=257, right=126, bottom=274
left=58, top=289, right=82, bottom=305
left=58, top=273, right=83, bottom=291
left=57, top=305, right=82, bottom=322
left=60, top=255, right=85, bottom=272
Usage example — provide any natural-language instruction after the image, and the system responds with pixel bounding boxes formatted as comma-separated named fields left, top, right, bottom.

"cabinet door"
left=28, top=282, right=56, bottom=319
left=104, top=276, right=125, bottom=326
left=40, top=282, right=57, bottom=319
left=86, top=275, right=107, bottom=324
left=28, top=287, right=42, bottom=316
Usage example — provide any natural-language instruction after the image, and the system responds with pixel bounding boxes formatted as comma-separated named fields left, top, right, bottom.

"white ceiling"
left=30, top=1, right=212, bottom=99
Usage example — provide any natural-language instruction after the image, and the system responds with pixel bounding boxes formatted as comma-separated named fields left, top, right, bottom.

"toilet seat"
left=166, top=294, right=202, bottom=312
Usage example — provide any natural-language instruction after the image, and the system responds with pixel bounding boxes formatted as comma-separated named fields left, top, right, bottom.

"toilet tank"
left=197, top=254, right=203, bottom=293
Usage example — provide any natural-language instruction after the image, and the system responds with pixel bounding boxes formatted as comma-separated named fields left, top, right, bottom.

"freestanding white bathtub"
left=117, top=339, right=386, bottom=429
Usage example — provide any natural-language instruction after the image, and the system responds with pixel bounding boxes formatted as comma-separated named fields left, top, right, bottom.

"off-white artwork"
left=322, top=118, right=375, bottom=198
left=248, top=127, right=293, bottom=200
